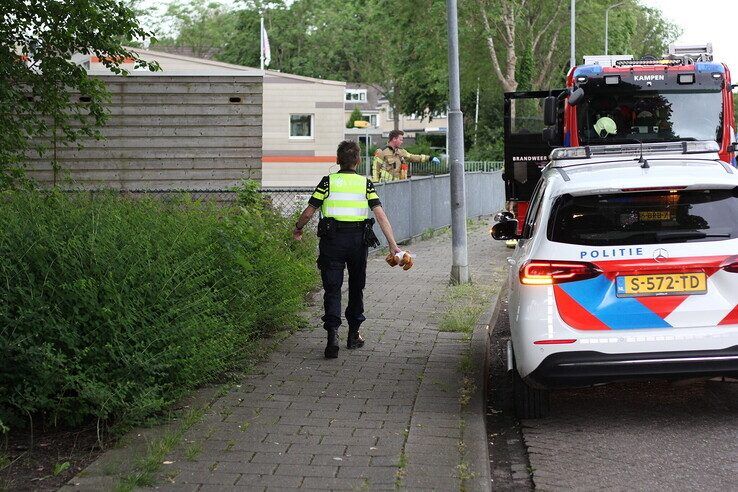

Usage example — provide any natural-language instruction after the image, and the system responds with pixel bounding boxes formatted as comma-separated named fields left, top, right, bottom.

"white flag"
left=261, top=19, right=271, bottom=68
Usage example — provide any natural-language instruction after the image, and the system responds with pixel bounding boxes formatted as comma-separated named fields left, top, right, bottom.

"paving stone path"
left=66, top=223, right=509, bottom=491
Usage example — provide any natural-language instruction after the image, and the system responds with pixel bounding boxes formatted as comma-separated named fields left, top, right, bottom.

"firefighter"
left=379, top=130, right=440, bottom=180
left=293, top=141, right=402, bottom=359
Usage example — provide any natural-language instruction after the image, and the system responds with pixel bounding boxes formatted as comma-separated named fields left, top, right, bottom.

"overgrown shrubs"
left=0, top=186, right=318, bottom=433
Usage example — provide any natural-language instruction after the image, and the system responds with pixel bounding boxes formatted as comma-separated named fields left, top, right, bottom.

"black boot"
left=325, top=328, right=339, bottom=359
left=347, top=328, right=365, bottom=349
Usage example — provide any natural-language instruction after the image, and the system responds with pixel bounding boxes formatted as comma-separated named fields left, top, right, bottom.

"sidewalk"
left=65, top=223, right=509, bottom=491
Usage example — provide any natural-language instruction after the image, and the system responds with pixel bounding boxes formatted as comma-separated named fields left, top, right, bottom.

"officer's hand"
left=391, top=245, right=402, bottom=255
left=431, top=157, right=440, bottom=166
left=293, top=228, right=303, bottom=241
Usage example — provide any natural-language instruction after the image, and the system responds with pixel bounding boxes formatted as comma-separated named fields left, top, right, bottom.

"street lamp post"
left=570, top=0, right=576, bottom=68
left=446, top=0, right=469, bottom=284
left=605, top=2, right=625, bottom=55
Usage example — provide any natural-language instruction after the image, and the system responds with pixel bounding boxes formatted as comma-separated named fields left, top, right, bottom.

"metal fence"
left=369, top=170, right=504, bottom=247
left=353, top=158, right=503, bottom=179
left=88, top=170, right=505, bottom=245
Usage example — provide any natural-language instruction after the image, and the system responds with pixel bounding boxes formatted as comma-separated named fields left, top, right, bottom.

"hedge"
left=0, top=186, right=318, bottom=433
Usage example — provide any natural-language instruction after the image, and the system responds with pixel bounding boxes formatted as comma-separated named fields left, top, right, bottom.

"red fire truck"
left=503, top=44, right=737, bottom=233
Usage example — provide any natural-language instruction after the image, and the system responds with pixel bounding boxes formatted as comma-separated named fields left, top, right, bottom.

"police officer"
left=378, top=129, right=440, bottom=180
left=293, top=141, right=401, bottom=359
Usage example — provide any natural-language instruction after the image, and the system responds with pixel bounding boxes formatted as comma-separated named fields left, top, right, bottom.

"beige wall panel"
left=105, top=94, right=262, bottom=106
left=105, top=105, right=261, bottom=117
left=97, top=75, right=262, bottom=94
left=262, top=82, right=344, bottom=154
left=89, top=126, right=261, bottom=138
left=25, top=76, right=262, bottom=190
left=24, top=158, right=258, bottom=171
left=98, top=115, right=262, bottom=127
left=261, top=162, right=338, bottom=188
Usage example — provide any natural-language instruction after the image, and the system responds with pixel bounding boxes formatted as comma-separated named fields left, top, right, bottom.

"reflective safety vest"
left=321, top=173, right=370, bottom=222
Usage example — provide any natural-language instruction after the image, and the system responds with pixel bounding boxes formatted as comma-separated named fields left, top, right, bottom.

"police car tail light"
left=520, top=260, right=602, bottom=285
left=720, top=256, right=738, bottom=273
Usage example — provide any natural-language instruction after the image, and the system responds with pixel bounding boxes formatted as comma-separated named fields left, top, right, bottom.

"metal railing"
left=66, top=170, right=505, bottom=245
left=355, top=157, right=503, bottom=180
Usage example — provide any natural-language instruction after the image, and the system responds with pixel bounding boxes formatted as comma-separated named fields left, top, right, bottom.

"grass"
left=184, top=441, right=202, bottom=461
left=394, top=451, right=408, bottom=488
left=456, top=419, right=475, bottom=492
left=439, top=283, right=497, bottom=334
left=115, top=406, right=205, bottom=491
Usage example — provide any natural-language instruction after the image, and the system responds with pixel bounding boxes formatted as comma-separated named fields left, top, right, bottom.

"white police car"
left=491, top=141, right=738, bottom=418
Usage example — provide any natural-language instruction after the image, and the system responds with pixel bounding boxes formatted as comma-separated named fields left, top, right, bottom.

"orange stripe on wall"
left=262, top=156, right=337, bottom=163
left=90, top=56, right=136, bottom=63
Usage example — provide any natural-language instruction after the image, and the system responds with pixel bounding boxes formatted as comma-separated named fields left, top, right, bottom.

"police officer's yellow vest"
left=321, top=173, right=369, bottom=222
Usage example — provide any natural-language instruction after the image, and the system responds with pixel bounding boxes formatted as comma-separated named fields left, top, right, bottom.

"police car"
left=491, top=140, right=738, bottom=418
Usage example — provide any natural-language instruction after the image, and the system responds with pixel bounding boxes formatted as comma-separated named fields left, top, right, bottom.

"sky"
left=640, top=0, right=738, bottom=77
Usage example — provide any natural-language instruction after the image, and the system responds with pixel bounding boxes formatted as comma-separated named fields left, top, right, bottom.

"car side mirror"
left=543, top=96, right=557, bottom=126
left=491, top=211, right=519, bottom=241
left=568, top=87, right=585, bottom=106
left=494, top=210, right=515, bottom=222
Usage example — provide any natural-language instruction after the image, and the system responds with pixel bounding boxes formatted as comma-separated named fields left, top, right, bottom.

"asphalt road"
left=488, top=292, right=738, bottom=490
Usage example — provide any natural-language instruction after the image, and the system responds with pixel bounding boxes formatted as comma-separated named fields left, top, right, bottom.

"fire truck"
left=503, top=43, right=737, bottom=233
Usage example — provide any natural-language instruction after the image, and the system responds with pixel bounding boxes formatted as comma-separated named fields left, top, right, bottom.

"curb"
left=465, top=282, right=506, bottom=492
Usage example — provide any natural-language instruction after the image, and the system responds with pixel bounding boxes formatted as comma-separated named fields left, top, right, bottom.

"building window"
left=345, top=89, right=367, bottom=102
left=366, top=114, right=378, bottom=127
left=290, top=114, right=313, bottom=138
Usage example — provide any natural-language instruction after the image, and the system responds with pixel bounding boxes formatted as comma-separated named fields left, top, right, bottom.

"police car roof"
left=544, top=156, right=738, bottom=196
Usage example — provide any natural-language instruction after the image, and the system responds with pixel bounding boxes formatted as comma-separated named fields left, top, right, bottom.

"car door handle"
left=506, top=257, right=516, bottom=266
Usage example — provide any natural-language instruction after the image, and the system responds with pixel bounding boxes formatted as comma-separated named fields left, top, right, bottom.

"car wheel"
left=511, top=355, right=550, bottom=419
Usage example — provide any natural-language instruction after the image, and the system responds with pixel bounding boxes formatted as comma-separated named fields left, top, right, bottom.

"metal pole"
left=365, top=127, right=370, bottom=178
left=260, top=16, right=264, bottom=70
left=446, top=0, right=469, bottom=284
left=605, top=8, right=609, bottom=56
left=570, top=0, right=576, bottom=68
left=474, top=77, right=480, bottom=146
left=605, top=2, right=625, bottom=56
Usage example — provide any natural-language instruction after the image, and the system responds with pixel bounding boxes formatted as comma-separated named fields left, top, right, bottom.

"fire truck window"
left=578, top=90, right=722, bottom=145
left=512, top=98, right=546, bottom=134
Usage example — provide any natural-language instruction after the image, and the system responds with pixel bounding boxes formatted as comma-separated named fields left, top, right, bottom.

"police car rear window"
left=548, top=188, right=738, bottom=246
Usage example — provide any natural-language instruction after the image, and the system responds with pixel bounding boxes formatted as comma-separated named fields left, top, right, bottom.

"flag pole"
left=260, top=15, right=264, bottom=70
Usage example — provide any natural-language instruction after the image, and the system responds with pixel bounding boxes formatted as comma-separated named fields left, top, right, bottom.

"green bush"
left=0, top=187, right=318, bottom=432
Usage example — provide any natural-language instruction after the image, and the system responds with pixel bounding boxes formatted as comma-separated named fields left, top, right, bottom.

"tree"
left=346, top=107, right=363, bottom=129
left=151, top=0, right=239, bottom=58
left=0, top=0, right=158, bottom=189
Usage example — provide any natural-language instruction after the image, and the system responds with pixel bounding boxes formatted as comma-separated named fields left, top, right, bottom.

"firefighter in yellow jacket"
left=378, top=129, right=440, bottom=180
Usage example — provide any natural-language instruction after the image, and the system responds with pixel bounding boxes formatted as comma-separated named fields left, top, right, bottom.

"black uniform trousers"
left=318, top=228, right=368, bottom=332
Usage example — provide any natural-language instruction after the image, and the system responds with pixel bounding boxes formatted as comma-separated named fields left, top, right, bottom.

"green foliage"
left=234, top=179, right=263, bottom=208
left=466, top=126, right=504, bottom=161
left=0, top=0, right=159, bottom=189
left=346, top=107, right=364, bottom=129
left=53, top=461, right=71, bottom=476
left=151, top=0, right=239, bottom=58
left=404, top=135, right=434, bottom=157
left=516, top=36, right=534, bottom=92
left=0, top=190, right=318, bottom=432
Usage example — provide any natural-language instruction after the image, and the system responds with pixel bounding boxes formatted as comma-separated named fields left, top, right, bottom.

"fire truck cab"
left=504, top=43, right=738, bottom=234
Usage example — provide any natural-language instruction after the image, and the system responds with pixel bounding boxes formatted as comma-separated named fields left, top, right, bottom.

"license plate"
left=616, top=273, right=707, bottom=297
